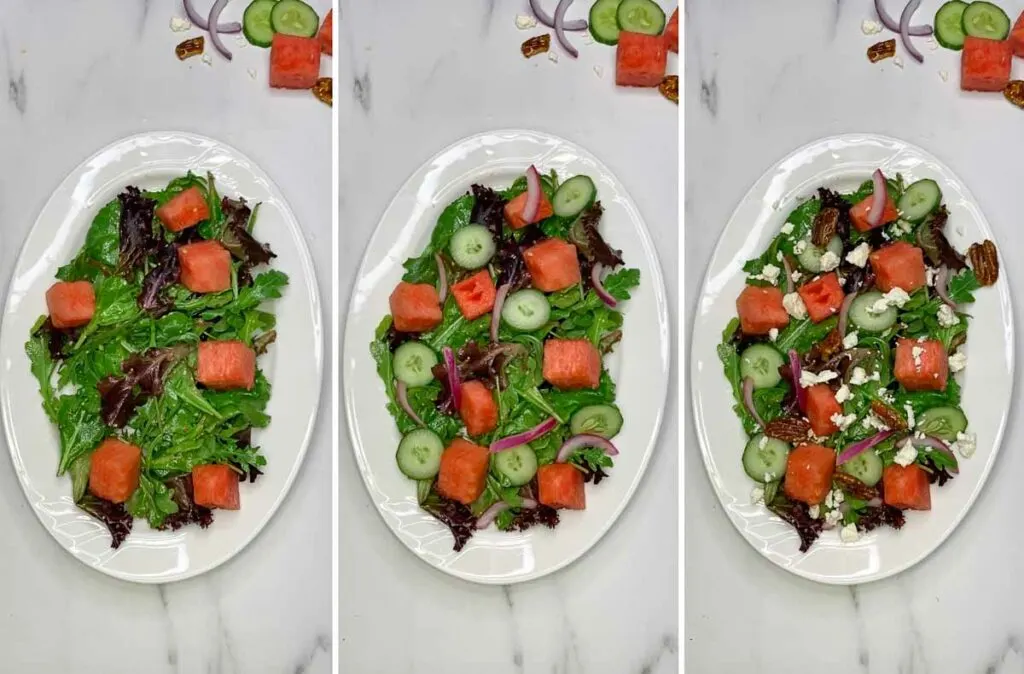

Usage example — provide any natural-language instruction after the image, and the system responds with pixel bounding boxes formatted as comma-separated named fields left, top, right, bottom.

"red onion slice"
left=490, top=417, right=558, bottom=454
left=555, top=433, right=620, bottom=463
left=522, top=165, right=542, bottom=224
left=868, top=169, right=887, bottom=229
left=836, top=431, right=893, bottom=465
left=396, top=380, right=426, bottom=427
left=838, top=291, right=857, bottom=337
left=742, top=377, right=765, bottom=429
left=781, top=256, right=795, bottom=294
left=873, top=0, right=932, bottom=35
left=435, top=253, right=448, bottom=304
left=491, top=283, right=510, bottom=343
left=475, top=501, right=510, bottom=529
left=910, top=435, right=959, bottom=474
left=521, top=497, right=538, bottom=509
left=528, top=0, right=588, bottom=31
left=207, top=0, right=233, bottom=60
left=935, top=266, right=957, bottom=309
left=899, top=0, right=924, bottom=63
left=787, top=350, right=808, bottom=414
left=553, top=0, right=579, bottom=58
left=591, top=263, right=618, bottom=308
left=442, top=346, right=462, bottom=411
left=183, top=0, right=242, bottom=32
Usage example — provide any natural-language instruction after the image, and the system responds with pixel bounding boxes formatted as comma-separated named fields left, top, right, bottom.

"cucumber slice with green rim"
left=898, top=179, right=942, bottom=223
left=961, top=1, right=1010, bottom=40
left=742, top=434, right=790, bottom=483
left=270, top=0, right=320, bottom=37
left=551, top=175, right=597, bottom=218
left=569, top=404, right=624, bottom=439
left=493, top=444, right=539, bottom=486
left=396, top=429, right=444, bottom=480
left=796, top=235, right=843, bottom=273
left=840, top=449, right=884, bottom=487
left=393, top=341, right=438, bottom=387
left=501, top=289, right=551, bottom=331
left=848, top=291, right=898, bottom=333
left=935, top=1, right=969, bottom=49
left=589, top=0, right=623, bottom=45
left=242, top=0, right=277, bottom=48
left=916, top=406, right=969, bottom=441
left=739, top=344, right=785, bottom=390
left=449, top=224, right=496, bottom=270
left=616, top=0, right=666, bottom=36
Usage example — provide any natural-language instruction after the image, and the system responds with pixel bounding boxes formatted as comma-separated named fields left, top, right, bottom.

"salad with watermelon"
left=718, top=169, right=1000, bottom=551
left=370, top=166, right=640, bottom=551
left=26, top=173, right=287, bottom=548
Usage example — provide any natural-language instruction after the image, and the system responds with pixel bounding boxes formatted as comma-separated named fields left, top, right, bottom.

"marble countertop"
left=685, top=1, right=1024, bottom=672
left=0, top=2, right=332, bottom=672
left=336, top=1, right=679, bottom=672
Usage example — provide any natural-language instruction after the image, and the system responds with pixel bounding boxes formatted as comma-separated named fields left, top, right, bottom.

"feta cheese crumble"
left=799, top=369, right=839, bottom=388
left=825, top=509, right=843, bottom=527
left=820, top=251, right=840, bottom=272
left=849, top=367, right=869, bottom=385
left=780, top=222, right=794, bottom=235
left=843, top=331, right=859, bottom=349
left=904, top=404, right=915, bottom=429
left=912, top=345, right=925, bottom=369
left=831, top=412, right=857, bottom=431
left=753, top=263, right=781, bottom=284
left=835, top=384, right=852, bottom=404
left=952, top=431, right=976, bottom=458
left=548, top=51, right=559, bottom=63
left=783, top=292, right=808, bottom=320
left=863, top=413, right=890, bottom=431
left=948, top=350, right=967, bottom=373
left=893, top=56, right=905, bottom=69
left=791, top=270, right=803, bottom=283
left=867, top=288, right=911, bottom=314
left=808, top=504, right=820, bottom=519
left=515, top=14, right=538, bottom=29
left=170, top=16, right=192, bottom=32
left=751, top=486, right=764, bottom=503
left=861, top=19, right=883, bottom=35
left=894, top=439, right=918, bottom=467
left=937, top=304, right=960, bottom=328
left=793, top=240, right=808, bottom=255
left=763, top=472, right=776, bottom=483
left=768, top=328, right=779, bottom=342
left=845, top=242, right=871, bottom=268
left=840, top=523, right=860, bottom=543
left=925, top=267, right=937, bottom=287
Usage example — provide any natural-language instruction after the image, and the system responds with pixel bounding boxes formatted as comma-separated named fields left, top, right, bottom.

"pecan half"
left=968, top=239, right=999, bottom=286
left=659, top=75, right=679, bottom=104
left=867, top=39, right=896, bottom=63
left=765, top=417, right=812, bottom=444
left=833, top=472, right=880, bottom=502
left=175, top=37, right=204, bottom=61
left=871, top=400, right=907, bottom=431
left=1005, top=81, right=1024, bottom=109
left=521, top=34, right=551, bottom=58
left=312, top=77, right=332, bottom=106
left=805, top=329, right=843, bottom=369
left=812, top=207, right=839, bottom=247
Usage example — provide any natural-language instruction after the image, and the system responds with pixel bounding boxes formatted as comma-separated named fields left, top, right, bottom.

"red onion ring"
left=787, top=350, right=808, bottom=414
left=591, top=263, right=618, bottom=308
left=207, top=0, right=233, bottom=60
left=555, top=433, right=620, bottom=463
left=781, top=256, right=795, bottom=294
left=838, top=291, right=857, bottom=337
left=553, top=0, right=579, bottom=58
left=521, top=498, right=538, bottom=509
left=475, top=501, right=510, bottom=529
left=935, top=266, right=957, bottom=309
left=873, top=0, right=932, bottom=35
left=742, top=377, right=765, bottom=428
left=899, top=0, right=924, bottom=63
left=490, top=417, right=558, bottom=454
left=528, top=0, right=588, bottom=31
left=435, top=253, right=448, bottom=304
left=442, top=346, right=462, bottom=411
left=868, top=169, right=887, bottom=229
left=395, top=380, right=425, bottom=427
left=491, top=283, right=510, bottom=343
left=836, top=431, right=893, bottom=465
left=910, top=435, right=959, bottom=474
left=522, top=165, right=542, bottom=224
left=183, top=0, right=242, bottom=32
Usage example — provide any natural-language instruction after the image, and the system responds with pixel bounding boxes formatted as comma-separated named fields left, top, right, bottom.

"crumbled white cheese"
left=759, top=435, right=769, bottom=450
left=753, top=263, right=781, bottom=284
left=170, top=16, right=192, bottom=32
left=835, top=384, right=852, bottom=404
left=825, top=491, right=834, bottom=508
left=939, top=70, right=949, bottom=82
left=515, top=14, right=538, bottom=29
left=843, top=331, right=859, bottom=349
left=868, top=287, right=911, bottom=314
left=793, top=240, right=808, bottom=255
left=783, top=292, right=808, bottom=320
left=863, top=413, right=890, bottom=432
left=791, top=270, right=803, bottom=283
left=840, top=523, right=860, bottom=543
left=780, top=222, right=794, bottom=235
left=820, top=251, right=841, bottom=272
left=768, top=328, right=779, bottom=342
left=845, top=242, right=871, bottom=268
left=952, top=431, right=976, bottom=458
left=593, top=65, right=604, bottom=78
left=850, top=367, right=869, bottom=386
left=201, top=53, right=213, bottom=66
left=949, top=350, right=967, bottom=373
left=799, top=369, right=839, bottom=388
left=912, top=345, right=925, bottom=369
left=893, top=56, right=904, bottom=69
left=808, top=504, right=820, bottom=519
left=831, top=412, right=857, bottom=431
left=877, top=387, right=894, bottom=403
left=832, top=489, right=844, bottom=506
left=891, top=220, right=914, bottom=236
left=894, top=439, right=918, bottom=467
left=751, top=486, right=764, bottom=503
left=824, top=509, right=843, bottom=527
left=937, top=304, right=960, bottom=328
left=763, top=472, right=776, bottom=483
left=861, top=19, right=883, bottom=35
left=925, top=267, right=937, bottom=287
left=548, top=51, right=559, bottom=63
left=904, top=404, right=916, bottom=429
left=776, top=251, right=784, bottom=262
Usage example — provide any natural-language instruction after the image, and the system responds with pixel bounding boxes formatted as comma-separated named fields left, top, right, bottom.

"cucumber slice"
left=898, top=179, right=942, bottom=223
left=616, top=0, right=666, bottom=35
left=501, top=289, right=551, bottom=331
left=396, top=429, right=444, bottom=480
left=840, top=449, right=884, bottom=487
left=935, top=1, right=969, bottom=49
left=796, top=235, right=843, bottom=272
left=449, top=224, right=496, bottom=270
left=270, top=0, right=320, bottom=37
left=242, top=0, right=277, bottom=48
left=494, top=444, right=538, bottom=486
left=961, top=1, right=1010, bottom=40
left=569, top=404, right=624, bottom=439
left=916, top=406, right=968, bottom=441
left=393, top=341, right=438, bottom=387
left=552, top=175, right=597, bottom=218
left=589, top=0, right=623, bottom=45
left=742, top=434, right=790, bottom=483
left=739, top=344, right=784, bottom=390
left=849, top=291, right=898, bottom=333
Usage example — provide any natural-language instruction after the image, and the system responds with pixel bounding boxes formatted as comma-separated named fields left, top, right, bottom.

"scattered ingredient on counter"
left=868, top=38, right=898, bottom=62
left=176, top=36, right=206, bottom=60
left=1005, top=80, right=1024, bottom=107
left=658, top=74, right=678, bottom=103
left=521, top=33, right=552, bottom=58
left=312, top=76, right=332, bottom=106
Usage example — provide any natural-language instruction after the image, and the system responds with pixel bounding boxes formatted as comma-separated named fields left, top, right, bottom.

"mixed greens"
left=26, top=173, right=287, bottom=547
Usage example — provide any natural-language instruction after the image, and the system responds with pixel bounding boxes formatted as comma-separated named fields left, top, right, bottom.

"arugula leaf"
left=775, top=316, right=838, bottom=354
left=402, top=195, right=474, bottom=284
left=56, top=199, right=121, bottom=282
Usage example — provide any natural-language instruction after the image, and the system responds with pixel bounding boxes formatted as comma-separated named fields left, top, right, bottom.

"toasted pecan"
left=312, top=77, right=332, bottom=106
left=659, top=75, right=679, bottom=104
left=833, top=472, right=879, bottom=502
left=521, top=34, right=551, bottom=58
left=871, top=400, right=907, bottom=431
left=812, top=207, right=839, bottom=248
left=867, top=39, right=896, bottom=63
left=1005, top=81, right=1024, bottom=109
left=175, top=37, right=204, bottom=61
left=765, top=417, right=812, bottom=444
left=968, top=239, right=999, bottom=286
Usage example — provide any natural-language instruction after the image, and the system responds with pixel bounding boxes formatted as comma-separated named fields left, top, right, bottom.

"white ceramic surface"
left=691, top=133, right=1013, bottom=584
left=0, top=132, right=323, bottom=583
left=343, top=129, right=669, bottom=584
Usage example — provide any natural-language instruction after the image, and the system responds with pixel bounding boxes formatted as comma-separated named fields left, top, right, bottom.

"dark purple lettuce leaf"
left=33, top=318, right=77, bottom=361
left=138, top=240, right=180, bottom=315
left=817, top=187, right=853, bottom=241
left=98, top=346, right=190, bottom=427
left=117, top=186, right=157, bottom=274
left=431, top=362, right=456, bottom=416
left=252, top=330, right=277, bottom=356
left=857, top=504, right=906, bottom=533
left=919, top=206, right=966, bottom=271
left=470, top=184, right=507, bottom=238
left=505, top=504, right=560, bottom=532
left=158, top=475, right=214, bottom=531
left=385, top=325, right=416, bottom=350
left=97, top=375, right=142, bottom=429
left=768, top=500, right=824, bottom=553
left=495, top=226, right=542, bottom=291
left=422, top=493, right=477, bottom=551
left=78, top=494, right=133, bottom=548
left=455, top=341, right=527, bottom=388
left=567, top=202, right=623, bottom=268
left=220, top=197, right=275, bottom=266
